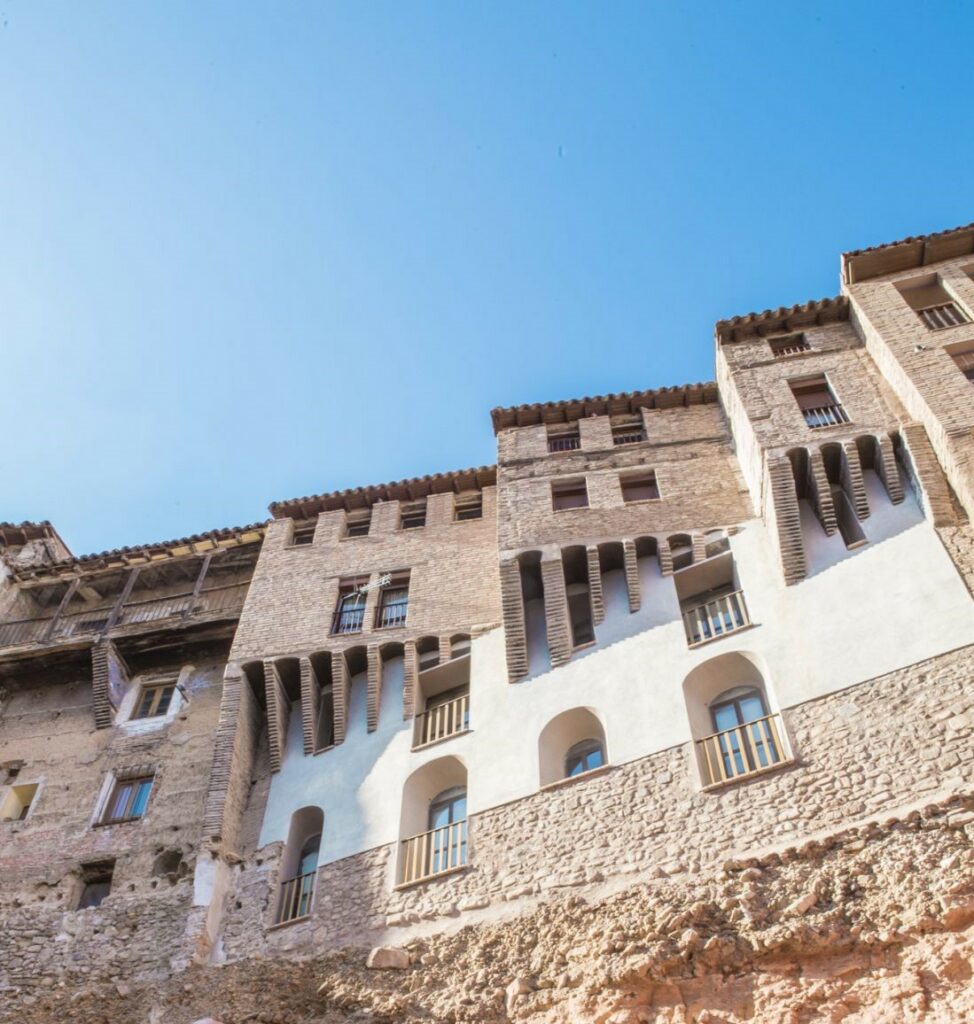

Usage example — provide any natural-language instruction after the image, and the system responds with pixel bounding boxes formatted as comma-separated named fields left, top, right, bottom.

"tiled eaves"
left=714, top=296, right=849, bottom=345
left=0, top=521, right=60, bottom=548
left=269, top=465, right=498, bottom=521
left=10, top=522, right=267, bottom=584
left=842, top=221, right=974, bottom=285
left=490, top=384, right=718, bottom=434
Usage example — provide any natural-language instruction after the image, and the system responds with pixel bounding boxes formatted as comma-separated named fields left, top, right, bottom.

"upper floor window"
left=620, top=471, right=660, bottom=502
left=789, top=375, right=850, bottom=429
left=376, top=573, right=409, bottom=629
left=709, top=687, right=781, bottom=779
left=133, top=682, right=176, bottom=720
left=345, top=508, right=372, bottom=538
left=454, top=492, right=483, bottom=521
left=77, top=861, right=114, bottom=910
left=895, top=274, right=971, bottom=331
left=400, top=499, right=427, bottom=530
left=332, top=579, right=367, bottom=634
left=769, top=333, right=810, bottom=358
left=949, top=345, right=974, bottom=383
left=101, top=774, right=154, bottom=825
left=552, top=478, right=588, bottom=511
left=547, top=425, right=580, bottom=453
left=565, top=738, right=605, bottom=778
left=0, top=782, right=38, bottom=822
left=290, top=522, right=316, bottom=546
left=611, top=416, right=646, bottom=446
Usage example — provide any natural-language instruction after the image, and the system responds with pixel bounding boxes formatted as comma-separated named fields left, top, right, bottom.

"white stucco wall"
left=258, top=470, right=974, bottom=865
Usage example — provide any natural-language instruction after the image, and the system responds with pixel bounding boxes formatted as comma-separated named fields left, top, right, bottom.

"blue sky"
left=2, top=1, right=972, bottom=554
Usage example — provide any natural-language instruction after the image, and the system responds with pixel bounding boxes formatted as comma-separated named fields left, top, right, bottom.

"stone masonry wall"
left=0, top=657, right=227, bottom=987
left=218, top=641, right=974, bottom=957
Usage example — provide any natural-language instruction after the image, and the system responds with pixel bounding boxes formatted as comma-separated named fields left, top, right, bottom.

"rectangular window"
left=454, top=492, right=483, bottom=521
left=332, top=578, right=368, bottom=634
left=399, top=499, right=427, bottom=530
left=950, top=347, right=974, bottom=383
left=568, top=590, right=595, bottom=647
left=552, top=478, right=588, bottom=510
left=345, top=508, right=372, bottom=538
left=376, top=573, right=409, bottom=628
left=547, top=425, right=581, bottom=453
left=290, top=522, right=316, bottom=546
left=101, top=774, right=154, bottom=825
left=895, top=274, right=970, bottom=331
left=0, top=783, right=38, bottom=821
left=789, top=375, right=850, bottom=429
left=316, top=684, right=335, bottom=750
left=769, top=333, right=810, bottom=358
left=611, top=417, right=646, bottom=446
left=77, top=861, right=114, bottom=910
left=620, top=471, right=660, bottom=502
left=132, top=683, right=176, bottom=720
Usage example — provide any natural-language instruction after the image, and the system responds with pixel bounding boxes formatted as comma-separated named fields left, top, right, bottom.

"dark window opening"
left=621, top=471, right=660, bottom=502
left=376, top=575, right=409, bottom=628
left=611, top=417, right=646, bottom=445
left=789, top=376, right=849, bottom=429
left=568, top=590, right=595, bottom=647
left=769, top=333, right=810, bottom=358
left=552, top=478, right=588, bottom=511
left=77, top=861, right=114, bottom=910
left=400, top=499, right=427, bottom=530
left=345, top=508, right=372, bottom=538
left=291, top=522, right=316, bottom=546
left=454, top=493, right=483, bottom=521
left=332, top=579, right=368, bottom=634
left=547, top=426, right=581, bottom=453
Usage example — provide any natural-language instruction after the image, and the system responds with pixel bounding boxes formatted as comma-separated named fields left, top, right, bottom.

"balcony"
left=0, top=582, right=250, bottom=650
left=682, top=589, right=750, bottom=647
left=918, top=302, right=969, bottom=331
left=802, top=403, right=850, bottom=429
left=400, top=820, right=467, bottom=886
left=413, top=690, right=469, bottom=749
left=696, top=713, right=787, bottom=787
left=275, top=870, right=316, bottom=925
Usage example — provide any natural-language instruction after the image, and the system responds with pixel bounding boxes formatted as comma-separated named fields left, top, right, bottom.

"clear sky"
left=2, top=2, right=972, bottom=554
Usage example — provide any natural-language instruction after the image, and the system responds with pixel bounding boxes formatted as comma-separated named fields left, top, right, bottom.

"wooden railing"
left=414, top=692, right=469, bottom=749
left=276, top=869, right=316, bottom=924
left=697, top=713, right=785, bottom=786
left=400, top=820, right=467, bottom=885
left=918, top=302, right=968, bottom=331
left=682, top=589, right=750, bottom=647
left=802, top=403, right=850, bottom=429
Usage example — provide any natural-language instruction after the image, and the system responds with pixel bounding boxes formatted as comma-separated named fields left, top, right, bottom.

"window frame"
left=454, top=493, right=483, bottom=521
left=551, top=477, right=589, bottom=511
left=344, top=508, right=372, bottom=538
left=564, top=738, right=605, bottom=778
left=99, top=774, right=155, bottom=826
left=289, top=522, right=317, bottom=546
left=620, top=471, right=660, bottom=503
left=375, top=575, right=410, bottom=629
left=132, top=682, right=176, bottom=721
left=399, top=499, right=427, bottom=530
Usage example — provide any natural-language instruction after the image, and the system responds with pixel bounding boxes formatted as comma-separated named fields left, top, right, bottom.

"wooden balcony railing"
left=918, top=302, right=969, bottom=331
left=276, top=869, right=316, bottom=924
left=682, top=589, right=750, bottom=647
left=400, top=820, right=467, bottom=885
left=802, top=403, right=850, bottom=429
left=697, top=713, right=786, bottom=787
left=0, top=581, right=251, bottom=650
left=413, top=692, right=469, bottom=749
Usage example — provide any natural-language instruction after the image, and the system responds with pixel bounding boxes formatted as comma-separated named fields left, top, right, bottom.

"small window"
left=620, top=471, right=660, bottom=503
left=567, top=590, right=595, bottom=647
left=611, top=417, right=646, bottom=446
left=400, top=499, right=427, bottom=530
left=950, top=347, right=974, bottom=383
left=316, top=684, right=335, bottom=750
left=565, top=738, right=604, bottom=778
left=132, top=683, right=176, bottom=720
left=547, top=425, right=581, bottom=453
left=376, top=574, right=409, bottom=628
left=895, top=274, right=970, bottom=331
left=101, top=774, right=154, bottom=825
left=454, top=493, right=483, bottom=521
left=290, top=522, right=316, bottom=546
left=345, top=508, right=372, bottom=538
left=789, top=376, right=849, bottom=429
left=552, top=478, right=588, bottom=511
left=332, top=578, right=368, bottom=635
left=769, top=333, right=810, bottom=358
left=77, top=861, right=114, bottom=910
left=0, top=783, right=38, bottom=821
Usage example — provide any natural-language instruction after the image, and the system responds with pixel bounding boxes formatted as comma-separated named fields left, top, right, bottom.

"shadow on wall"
left=802, top=469, right=922, bottom=580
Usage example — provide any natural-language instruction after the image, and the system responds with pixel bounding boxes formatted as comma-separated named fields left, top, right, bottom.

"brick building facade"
left=2, top=221, right=974, bottom=1018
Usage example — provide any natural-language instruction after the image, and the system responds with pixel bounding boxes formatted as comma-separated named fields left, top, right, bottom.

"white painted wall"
left=259, top=471, right=974, bottom=866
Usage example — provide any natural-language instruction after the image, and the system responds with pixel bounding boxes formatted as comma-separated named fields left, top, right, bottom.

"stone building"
left=2, top=220, right=974, bottom=1023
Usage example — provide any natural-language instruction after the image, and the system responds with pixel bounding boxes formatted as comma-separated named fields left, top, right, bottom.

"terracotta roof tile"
left=714, top=296, right=848, bottom=344
left=842, top=222, right=974, bottom=284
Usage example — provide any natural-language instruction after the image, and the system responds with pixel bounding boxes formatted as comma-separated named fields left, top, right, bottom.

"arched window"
left=276, top=808, right=323, bottom=924
left=709, top=686, right=780, bottom=779
left=564, top=738, right=604, bottom=778
left=399, top=757, right=468, bottom=884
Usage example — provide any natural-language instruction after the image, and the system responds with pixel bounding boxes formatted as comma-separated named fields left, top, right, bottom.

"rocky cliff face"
left=5, top=791, right=973, bottom=1024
